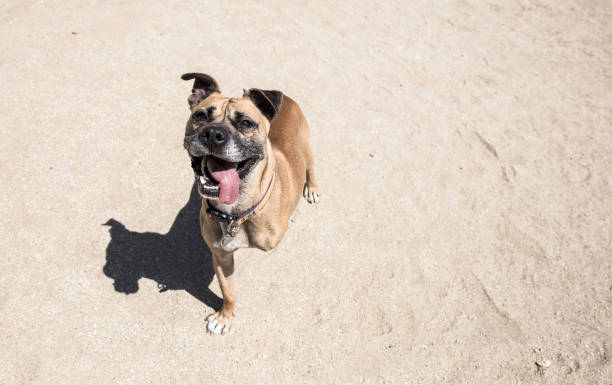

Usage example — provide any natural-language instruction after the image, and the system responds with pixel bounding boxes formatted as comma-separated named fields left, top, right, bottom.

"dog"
left=181, top=73, right=319, bottom=335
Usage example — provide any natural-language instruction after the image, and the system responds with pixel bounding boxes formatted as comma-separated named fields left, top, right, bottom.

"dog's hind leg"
left=206, top=249, right=235, bottom=335
left=302, top=147, right=320, bottom=204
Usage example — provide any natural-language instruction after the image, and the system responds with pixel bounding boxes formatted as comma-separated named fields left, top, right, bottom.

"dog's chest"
left=213, top=223, right=250, bottom=251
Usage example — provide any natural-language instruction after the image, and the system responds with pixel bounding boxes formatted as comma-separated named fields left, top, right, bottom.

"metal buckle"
left=227, top=220, right=238, bottom=237
left=221, top=220, right=239, bottom=246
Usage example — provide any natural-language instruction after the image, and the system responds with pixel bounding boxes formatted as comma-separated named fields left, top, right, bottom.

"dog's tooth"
left=200, top=175, right=206, bottom=184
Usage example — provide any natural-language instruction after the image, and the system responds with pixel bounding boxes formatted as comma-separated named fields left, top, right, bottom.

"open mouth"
left=191, top=155, right=258, bottom=204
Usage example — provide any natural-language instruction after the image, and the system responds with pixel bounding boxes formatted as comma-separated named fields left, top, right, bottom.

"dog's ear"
left=181, top=73, right=220, bottom=108
left=246, top=88, right=283, bottom=122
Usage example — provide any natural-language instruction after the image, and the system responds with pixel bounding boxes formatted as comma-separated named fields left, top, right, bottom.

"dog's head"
left=181, top=73, right=282, bottom=205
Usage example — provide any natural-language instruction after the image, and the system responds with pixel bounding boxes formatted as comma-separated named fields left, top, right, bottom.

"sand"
left=1, top=1, right=611, bottom=384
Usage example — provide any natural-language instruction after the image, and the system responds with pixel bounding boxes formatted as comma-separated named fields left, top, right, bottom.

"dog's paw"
left=303, top=184, right=320, bottom=204
left=206, top=311, right=233, bottom=335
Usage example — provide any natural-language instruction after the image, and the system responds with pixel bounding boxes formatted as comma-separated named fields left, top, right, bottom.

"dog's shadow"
left=102, top=182, right=222, bottom=310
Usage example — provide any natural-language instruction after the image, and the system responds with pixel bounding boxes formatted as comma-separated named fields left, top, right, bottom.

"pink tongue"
left=207, top=157, right=240, bottom=204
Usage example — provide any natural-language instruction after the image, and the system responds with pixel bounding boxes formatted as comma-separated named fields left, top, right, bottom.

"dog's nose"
left=201, top=125, right=228, bottom=146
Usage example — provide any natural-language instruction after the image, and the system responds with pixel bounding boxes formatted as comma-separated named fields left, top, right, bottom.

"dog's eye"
left=192, top=110, right=207, bottom=122
left=238, top=119, right=254, bottom=129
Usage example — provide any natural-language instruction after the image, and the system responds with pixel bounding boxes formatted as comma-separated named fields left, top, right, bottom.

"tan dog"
left=181, top=73, right=319, bottom=334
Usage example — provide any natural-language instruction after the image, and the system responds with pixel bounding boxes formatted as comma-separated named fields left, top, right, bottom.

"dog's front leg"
left=206, top=249, right=235, bottom=335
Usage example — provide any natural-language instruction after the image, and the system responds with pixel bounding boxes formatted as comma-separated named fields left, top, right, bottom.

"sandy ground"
left=1, top=0, right=611, bottom=384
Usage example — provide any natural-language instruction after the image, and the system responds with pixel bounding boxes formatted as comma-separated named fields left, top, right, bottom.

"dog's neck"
left=212, top=140, right=275, bottom=216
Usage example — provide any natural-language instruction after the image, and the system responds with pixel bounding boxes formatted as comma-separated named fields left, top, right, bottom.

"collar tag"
left=227, top=220, right=238, bottom=237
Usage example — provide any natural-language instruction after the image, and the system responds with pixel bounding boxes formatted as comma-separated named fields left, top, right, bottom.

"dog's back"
left=268, top=95, right=314, bottom=213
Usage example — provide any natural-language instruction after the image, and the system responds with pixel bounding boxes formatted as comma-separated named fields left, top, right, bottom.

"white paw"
left=303, top=185, right=320, bottom=204
left=206, top=311, right=232, bottom=335
left=307, top=191, right=319, bottom=203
